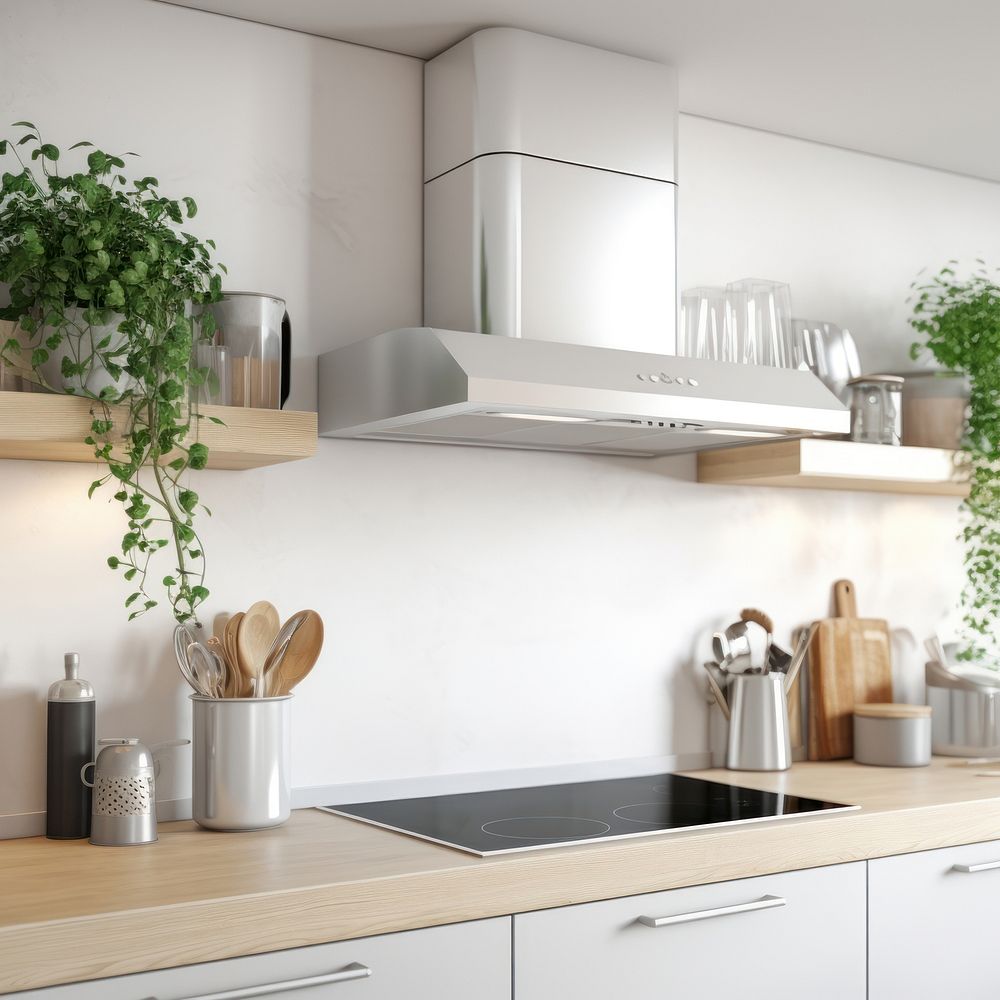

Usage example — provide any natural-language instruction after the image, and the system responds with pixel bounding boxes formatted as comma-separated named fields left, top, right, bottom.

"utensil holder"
left=191, top=695, right=291, bottom=831
left=726, top=674, right=792, bottom=772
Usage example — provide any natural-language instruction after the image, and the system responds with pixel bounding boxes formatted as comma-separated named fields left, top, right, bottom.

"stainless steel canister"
left=726, top=673, right=792, bottom=772
left=926, top=660, right=1000, bottom=756
left=191, top=695, right=291, bottom=831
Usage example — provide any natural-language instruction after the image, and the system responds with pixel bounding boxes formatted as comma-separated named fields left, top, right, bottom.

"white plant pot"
left=38, top=308, right=133, bottom=396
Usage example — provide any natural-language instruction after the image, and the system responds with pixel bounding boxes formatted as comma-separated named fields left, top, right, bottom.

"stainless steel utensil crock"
left=191, top=695, right=291, bottom=830
left=726, top=674, right=792, bottom=771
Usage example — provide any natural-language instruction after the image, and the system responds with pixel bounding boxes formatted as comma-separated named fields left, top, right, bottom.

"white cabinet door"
left=515, top=862, right=866, bottom=1000
left=15, top=917, right=510, bottom=1000
left=869, top=838, right=1000, bottom=1000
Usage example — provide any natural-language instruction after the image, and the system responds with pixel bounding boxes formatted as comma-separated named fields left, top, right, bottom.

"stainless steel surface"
left=637, top=894, right=786, bottom=927
left=726, top=674, right=792, bottom=772
left=926, top=660, right=1000, bottom=757
left=191, top=695, right=291, bottom=830
left=82, top=738, right=158, bottom=847
left=424, top=29, right=675, bottom=356
left=206, top=292, right=290, bottom=409
left=853, top=713, right=931, bottom=767
left=188, top=641, right=225, bottom=699
left=713, top=619, right=768, bottom=674
left=174, top=623, right=210, bottom=696
left=47, top=651, right=94, bottom=702
left=318, top=328, right=849, bottom=457
left=425, top=151, right=677, bottom=355
left=318, top=27, right=849, bottom=456
left=952, top=860, right=1000, bottom=873
left=171, top=963, right=372, bottom=1000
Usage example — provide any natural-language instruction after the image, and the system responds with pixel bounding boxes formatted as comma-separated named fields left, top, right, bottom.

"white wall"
left=2, top=0, right=998, bottom=824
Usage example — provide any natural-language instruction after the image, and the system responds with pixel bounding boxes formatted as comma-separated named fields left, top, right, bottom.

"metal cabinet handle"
left=638, top=894, right=786, bottom=928
left=171, top=962, right=372, bottom=1000
left=953, top=860, right=1000, bottom=873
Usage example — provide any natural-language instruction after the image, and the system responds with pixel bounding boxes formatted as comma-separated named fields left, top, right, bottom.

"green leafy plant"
left=0, top=121, right=225, bottom=623
left=910, top=260, right=1000, bottom=663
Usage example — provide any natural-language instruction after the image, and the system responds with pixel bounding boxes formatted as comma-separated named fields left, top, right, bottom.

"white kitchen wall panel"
left=515, top=862, right=866, bottom=999
left=1, top=0, right=998, bottom=824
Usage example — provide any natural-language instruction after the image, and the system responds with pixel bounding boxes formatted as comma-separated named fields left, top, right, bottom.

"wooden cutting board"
left=807, top=579, right=893, bottom=760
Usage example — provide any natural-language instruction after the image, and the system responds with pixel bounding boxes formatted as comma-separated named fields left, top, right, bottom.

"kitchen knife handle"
left=834, top=579, right=857, bottom=619
left=173, top=963, right=372, bottom=999
left=953, top=860, right=1000, bottom=873
left=638, top=894, right=786, bottom=928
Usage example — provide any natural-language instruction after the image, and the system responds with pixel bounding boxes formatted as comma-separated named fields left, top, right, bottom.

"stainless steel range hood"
left=317, top=28, right=849, bottom=456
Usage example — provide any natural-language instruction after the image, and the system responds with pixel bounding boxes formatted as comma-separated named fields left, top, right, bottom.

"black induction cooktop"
left=319, top=773, right=856, bottom=856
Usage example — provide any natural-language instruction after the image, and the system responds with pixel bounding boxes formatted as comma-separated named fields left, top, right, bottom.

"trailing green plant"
left=0, top=121, right=226, bottom=624
left=910, top=260, right=1000, bottom=663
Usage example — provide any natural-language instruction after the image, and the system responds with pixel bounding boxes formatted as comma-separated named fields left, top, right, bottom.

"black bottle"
left=46, top=652, right=95, bottom=840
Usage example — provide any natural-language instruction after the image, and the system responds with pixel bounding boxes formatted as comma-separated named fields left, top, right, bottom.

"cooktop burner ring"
left=613, top=801, right=712, bottom=826
left=481, top=816, right=612, bottom=841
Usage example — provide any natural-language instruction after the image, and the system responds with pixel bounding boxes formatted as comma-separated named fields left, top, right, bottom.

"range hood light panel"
left=487, top=412, right=595, bottom=423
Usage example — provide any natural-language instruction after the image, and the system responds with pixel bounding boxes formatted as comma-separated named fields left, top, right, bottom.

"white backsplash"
left=2, top=0, right=998, bottom=827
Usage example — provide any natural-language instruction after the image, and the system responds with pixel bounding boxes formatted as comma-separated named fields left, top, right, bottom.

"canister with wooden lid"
left=853, top=703, right=932, bottom=767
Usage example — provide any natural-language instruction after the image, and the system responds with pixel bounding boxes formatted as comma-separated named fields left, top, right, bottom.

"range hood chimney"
left=317, top=28, right=848, bottom=456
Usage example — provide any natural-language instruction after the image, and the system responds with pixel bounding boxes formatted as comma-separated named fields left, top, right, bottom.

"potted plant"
left=910, top=261, right=1000, bottom=663
left=0, top=121, right=225, bottom=623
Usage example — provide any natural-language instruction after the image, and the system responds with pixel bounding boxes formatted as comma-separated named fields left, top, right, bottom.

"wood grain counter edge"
left=4, top=762, right=1000, bottom=993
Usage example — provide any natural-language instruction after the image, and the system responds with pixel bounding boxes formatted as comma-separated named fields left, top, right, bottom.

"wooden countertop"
left=5, top=758, right=1000, bottom=993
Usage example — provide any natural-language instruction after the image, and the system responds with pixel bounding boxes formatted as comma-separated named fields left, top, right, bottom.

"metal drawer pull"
left=953, top=860, right=1000, bottom=873
left=175, top=962, right=372, bottom=999
left=638, top=894, right=786, bottom=928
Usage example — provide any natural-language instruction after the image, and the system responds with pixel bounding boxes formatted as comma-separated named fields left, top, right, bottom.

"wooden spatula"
left=807, top=579, right=893, bottom=760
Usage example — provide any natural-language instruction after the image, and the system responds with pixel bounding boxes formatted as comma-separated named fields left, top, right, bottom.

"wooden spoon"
left=271, top=610, right=324, bottom=696
left=238, top=601, right=281, bottom=697
left=223, top=612, right=245, bottom=695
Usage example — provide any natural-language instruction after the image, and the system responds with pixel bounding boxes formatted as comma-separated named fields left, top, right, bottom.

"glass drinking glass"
left=679, top=287, right=734, bottom=361
left=726, top=278, right=796, bottom=368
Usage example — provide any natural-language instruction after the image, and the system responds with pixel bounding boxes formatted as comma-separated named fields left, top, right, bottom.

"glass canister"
left=848, top=375, right=904, bottom=446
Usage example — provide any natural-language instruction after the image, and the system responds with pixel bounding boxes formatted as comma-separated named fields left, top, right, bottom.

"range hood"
left=317, top=28, right=848, bottom=457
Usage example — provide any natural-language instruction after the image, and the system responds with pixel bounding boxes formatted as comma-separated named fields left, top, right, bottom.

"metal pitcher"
left=726, top=674, right=792, bottom=772
left=207, top=292, right=291, bottom=409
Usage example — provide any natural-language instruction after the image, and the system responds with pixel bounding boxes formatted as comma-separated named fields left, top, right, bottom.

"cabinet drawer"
left=870, top=838, right=1000, bottom=1000
left=515, top=863, right=865, bottom=1000
left=14, top=917, right=510, bottom=1000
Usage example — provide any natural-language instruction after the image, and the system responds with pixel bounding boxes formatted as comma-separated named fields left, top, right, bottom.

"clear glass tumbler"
left=680, top=287, right=732, bottom=361
left=726, top=278, right=796, bottom=368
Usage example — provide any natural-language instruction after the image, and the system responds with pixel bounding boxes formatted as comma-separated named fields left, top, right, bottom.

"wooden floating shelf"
left=697, top=438, right=968, bottom=497
left=0, top=391, right=316, bottom=470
